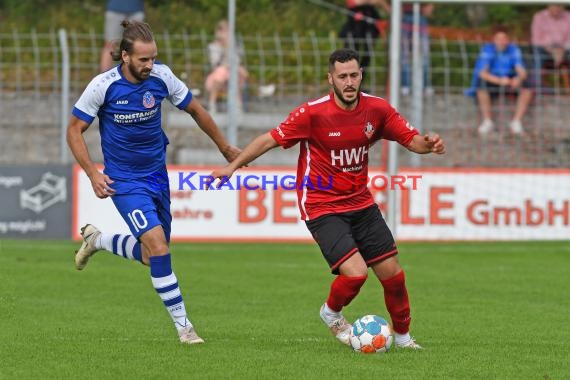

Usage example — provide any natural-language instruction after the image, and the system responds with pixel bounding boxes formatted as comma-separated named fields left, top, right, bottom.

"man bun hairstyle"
left=111, top=20, right=155, bottom=62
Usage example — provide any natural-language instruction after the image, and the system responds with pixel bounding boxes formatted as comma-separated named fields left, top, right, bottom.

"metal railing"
left=0, top=29, right=568, bottom=167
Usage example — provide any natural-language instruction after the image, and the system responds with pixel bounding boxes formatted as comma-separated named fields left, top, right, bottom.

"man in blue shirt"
left=67, top=20, right=241, bottom=344
left=473, top=27, right=533, bottom=136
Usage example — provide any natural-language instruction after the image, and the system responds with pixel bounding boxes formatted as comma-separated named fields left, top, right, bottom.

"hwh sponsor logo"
left=330, top=146, right=369, bottom=167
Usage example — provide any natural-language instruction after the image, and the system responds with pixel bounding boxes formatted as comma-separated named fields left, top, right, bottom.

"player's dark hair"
left=111, top=20, right=155, bottom=62
left=328, top=49, right=361, bottom=72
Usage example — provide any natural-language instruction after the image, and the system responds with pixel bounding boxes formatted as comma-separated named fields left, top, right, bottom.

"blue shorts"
left=109, top=172, right=172, bottom=241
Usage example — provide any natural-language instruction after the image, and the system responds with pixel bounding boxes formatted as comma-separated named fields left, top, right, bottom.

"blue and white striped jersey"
left=72, top=63, right=192, bottom=179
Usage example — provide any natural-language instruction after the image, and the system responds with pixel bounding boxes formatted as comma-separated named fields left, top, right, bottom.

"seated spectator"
left=205, top=20, right=249, bottom=114
left=531, top=4, right=570, bottom=90
left=472, top=27, right=533, bottom=136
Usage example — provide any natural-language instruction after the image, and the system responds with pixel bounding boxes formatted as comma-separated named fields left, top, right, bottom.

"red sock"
left=380, top=270, right=411, bottom=334
left=326, top=275, right=367, bottom=312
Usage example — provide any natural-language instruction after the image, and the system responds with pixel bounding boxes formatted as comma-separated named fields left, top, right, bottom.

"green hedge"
left=0, top=0, right=546, bottom=38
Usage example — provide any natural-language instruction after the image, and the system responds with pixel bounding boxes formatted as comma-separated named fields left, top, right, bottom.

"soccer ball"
left=349, top=315, right=393, bottom=353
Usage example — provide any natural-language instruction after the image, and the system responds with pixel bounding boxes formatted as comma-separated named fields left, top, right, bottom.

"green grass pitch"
left=1, top=240, right=569, bottom=379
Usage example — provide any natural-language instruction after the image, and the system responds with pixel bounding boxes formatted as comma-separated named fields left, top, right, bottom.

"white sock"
left=150, top=254, right=192, bottom=332
left=321, top=303, right=342, bottom=324
left=98, top=232, right=112, bottom=251
left=152, top=271, right=192, bottom=331
left=395, top=332, right=412, bottom=345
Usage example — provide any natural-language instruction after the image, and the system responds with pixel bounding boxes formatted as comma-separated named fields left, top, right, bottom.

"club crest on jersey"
left=363, top=122, right=375, bottom=139
left=142, top=91, right=155, bottom=108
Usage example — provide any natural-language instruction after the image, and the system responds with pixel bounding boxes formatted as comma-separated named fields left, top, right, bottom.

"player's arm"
left=406, top=133, right=446, bottom=155
left=381, top=104, right=444, bottom=155
left=66, top=115, right=115, bottom=198
left=210, top=132, right=279, bottom=185
left=228, top=132, right=279, bottom=171
left=210, top=103, right=306, bottom=186
left=184, top=97, right=241, bottom=162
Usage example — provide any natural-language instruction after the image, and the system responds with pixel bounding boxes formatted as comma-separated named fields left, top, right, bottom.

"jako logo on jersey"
left=363, top=122, right=375, bottom=139
left=275, top=126, right=285, bottom=138
left=405, top=121, right=415, bottom=130
left=142, top=91, right=155, bottom=108
left=116, top=100, right=129, bottom=105
left=328, top=131, right=341, bottom=137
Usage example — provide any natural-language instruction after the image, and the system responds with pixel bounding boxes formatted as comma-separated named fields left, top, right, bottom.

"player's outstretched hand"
left=424, top=134, right=445, bottom=154
left=90, top=172, right=115, bottom=199
left=221, top=145, right=243, bottom=164
left=207, top=167, right=235, bottom=190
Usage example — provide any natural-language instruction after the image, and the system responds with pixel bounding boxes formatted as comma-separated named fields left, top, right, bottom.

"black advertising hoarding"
left=0, top=165, right=71, bottom=239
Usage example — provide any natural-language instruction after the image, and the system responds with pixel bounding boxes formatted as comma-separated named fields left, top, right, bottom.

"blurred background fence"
left=0, top=28, right=569, bottom=168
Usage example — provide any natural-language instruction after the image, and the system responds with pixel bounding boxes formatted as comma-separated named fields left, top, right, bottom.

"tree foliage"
left=0, top=0, right=549, bottom=38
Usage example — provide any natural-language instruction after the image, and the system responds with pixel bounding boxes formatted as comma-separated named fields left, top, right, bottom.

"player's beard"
left=332, top=82, right=360, bottom=107
left=127, top=62, right=152, bottom=82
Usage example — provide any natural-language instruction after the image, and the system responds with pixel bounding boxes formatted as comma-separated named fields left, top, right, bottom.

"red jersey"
left=270, top=92, right=418, bottom=220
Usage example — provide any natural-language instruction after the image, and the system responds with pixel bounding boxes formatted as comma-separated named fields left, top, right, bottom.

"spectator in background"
left=205, top=20, right=249, bottom=114
left=473, top=26, right=533, bottom=136
left=401, top=3, right=434, bottom=96
left=339, top=0, right=390, bottom=78
left=531, top=4, right=570, bottom=89
left=100, top=0, right=145, bottom=72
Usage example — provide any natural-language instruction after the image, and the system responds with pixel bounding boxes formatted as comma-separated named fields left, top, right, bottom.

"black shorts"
left=476, top=78, right=531, bottom=98
left=305, top=205, right=398, bottom=274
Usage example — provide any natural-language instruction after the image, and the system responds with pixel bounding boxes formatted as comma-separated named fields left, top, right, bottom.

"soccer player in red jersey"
left=210, top=48, right=445, bottom=349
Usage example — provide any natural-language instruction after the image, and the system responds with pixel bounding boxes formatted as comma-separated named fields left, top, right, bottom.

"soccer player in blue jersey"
left=67, top=20, right=241, bottom=344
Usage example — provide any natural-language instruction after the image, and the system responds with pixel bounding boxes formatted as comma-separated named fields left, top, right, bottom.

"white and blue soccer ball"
left=349, top=315, right=393, bottom=353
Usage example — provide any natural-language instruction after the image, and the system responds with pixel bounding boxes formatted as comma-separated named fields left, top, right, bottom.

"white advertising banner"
left=73, top=166, right=570, bottom=241
left=394, top=169, right=570, bottom=240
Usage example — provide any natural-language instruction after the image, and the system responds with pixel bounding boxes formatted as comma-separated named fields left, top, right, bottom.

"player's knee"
left=140, top=236, right=169, bottom=256
left=372, top=256, right=402, bottom=279
left=355, top=266, right=369, bottom=278
left=340, top=262, right=368, bottom=277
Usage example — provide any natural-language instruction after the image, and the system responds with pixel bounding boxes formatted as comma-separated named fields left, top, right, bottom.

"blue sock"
left=149, top=254, right=191, bottom=331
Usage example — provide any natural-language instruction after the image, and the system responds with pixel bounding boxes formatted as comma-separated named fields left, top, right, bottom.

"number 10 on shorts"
left=128, top=209, right=148, bottom=232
